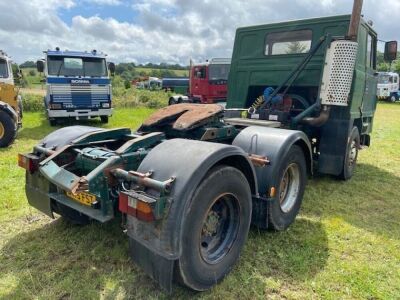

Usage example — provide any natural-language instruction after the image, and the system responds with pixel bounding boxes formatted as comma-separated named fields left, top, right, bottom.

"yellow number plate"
left=66, top=191, right=96, bottom=206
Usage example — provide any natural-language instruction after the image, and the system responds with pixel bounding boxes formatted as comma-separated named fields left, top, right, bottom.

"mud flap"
left=129, top=238, right=175, bottom=293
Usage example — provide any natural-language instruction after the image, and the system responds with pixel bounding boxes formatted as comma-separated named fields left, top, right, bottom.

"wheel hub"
left=199, top=193, right=240, bottom=264
left=348, top=141, right=357, bottom=167
left=279, top=163, right=300, bottom=213
left=202, top=211, right=220, bottom=236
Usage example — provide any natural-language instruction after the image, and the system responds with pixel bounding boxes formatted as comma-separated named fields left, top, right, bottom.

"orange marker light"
left=270, top=187, right=276, bottom=198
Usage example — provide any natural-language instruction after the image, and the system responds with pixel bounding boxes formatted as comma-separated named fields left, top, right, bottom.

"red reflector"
left=118, top=192, right=154, bottom=222
left=118, top=192, right=129, bottom=213
left=18, top=153, right=39, bottom=173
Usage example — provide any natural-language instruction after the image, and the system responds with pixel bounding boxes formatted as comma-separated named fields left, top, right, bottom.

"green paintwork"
left=227, top=14, right=378, bottom=130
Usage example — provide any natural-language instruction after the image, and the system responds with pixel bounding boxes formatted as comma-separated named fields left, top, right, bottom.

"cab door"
left=362, top=29, right=378, bottom=116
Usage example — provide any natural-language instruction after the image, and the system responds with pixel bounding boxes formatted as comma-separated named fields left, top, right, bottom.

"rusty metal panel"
left=142, top=103, right=223, bottom=130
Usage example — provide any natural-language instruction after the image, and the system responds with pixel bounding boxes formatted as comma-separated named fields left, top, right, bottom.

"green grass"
left=0, top=104, right=399, bottom=299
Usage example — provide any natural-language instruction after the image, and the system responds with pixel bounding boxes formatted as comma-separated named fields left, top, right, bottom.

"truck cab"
left=227, top=15, right=379, bottom=178
left=168, top=58, right=230, bottom=105
left=377, top=72, right=399, bottom=102
left=190, top=58, right=230, bottom=103
left=37, top=49, right=115, bottom=125
left=0, top=51, right=14, bottom=85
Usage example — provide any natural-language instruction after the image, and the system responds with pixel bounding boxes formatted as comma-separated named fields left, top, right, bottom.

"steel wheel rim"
left=0, top=122, right=4, bottom=139
left=199, top=193, right=240, bottom=265
left=279, top=163, right=300, bottom=213
left=348, top=140, right=357, bottom=167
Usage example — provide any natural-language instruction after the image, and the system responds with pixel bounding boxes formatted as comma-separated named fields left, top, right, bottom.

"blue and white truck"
left=37, top=48, right=115, bottom=126
left=377, top=72, right=399, bottom=102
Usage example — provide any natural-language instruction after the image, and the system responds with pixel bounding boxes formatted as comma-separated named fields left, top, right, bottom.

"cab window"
left=265, top=30, right=312, bottom=55
left=194, top=66, right=206, bottom=79
left=366, top=33, right=376, bottom=69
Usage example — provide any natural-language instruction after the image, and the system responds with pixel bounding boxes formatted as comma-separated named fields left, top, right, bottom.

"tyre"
left=168, top=97, right=177, bottom=105
left=49, top=119, right=57, bottom=126
left=267, top=145, right=307, bottom=231
left=53, top=202, right=90, bottom=225
left=100, top=116, right=109, bottom=124
left=390, top=95, right=398, bottom=103
left=177, top=165, right=252, bottom=291
left=339, top=126, right=360, bottom=180
left=0, top=110, right=17, bottom=147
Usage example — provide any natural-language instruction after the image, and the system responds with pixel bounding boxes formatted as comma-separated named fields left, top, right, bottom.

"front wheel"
left=390, top=95, right=398, bottom=103
left=339, top=126, right=360, bottom=180
left=177, top=165, right=252, bottom=291
left=100, top=116, right=109, bottom=124
left=267, top=145, right=307, bottom=231
left=0, top=110, right=17, bottom=147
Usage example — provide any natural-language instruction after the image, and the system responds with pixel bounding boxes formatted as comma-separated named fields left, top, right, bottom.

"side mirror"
left=384, top=41, right=398, bottom=62
left=17, top=69, right=23, bottom=78
left=36, top=60, right=44, bottom=73
left=108, top=62, right=115, bottom=76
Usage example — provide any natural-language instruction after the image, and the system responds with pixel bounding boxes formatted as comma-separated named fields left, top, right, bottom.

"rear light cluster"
left=119, top=191, right=154, bottom=222
left=18, top=153, right=39, bottom=173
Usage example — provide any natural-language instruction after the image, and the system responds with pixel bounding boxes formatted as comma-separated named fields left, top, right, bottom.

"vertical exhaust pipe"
left=347, top=0, right=363, bottom=41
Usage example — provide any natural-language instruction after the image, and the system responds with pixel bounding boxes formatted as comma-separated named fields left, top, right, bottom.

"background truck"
left=36, top=48, right=115, bottom=126
left=19, top=0, right=397, bottom=293
left=0, top=50, right=22, bottom=147
left=161, top=77, right=189, bottom=94
left=377, top=71, right=399, bottom=102
left=168, top=58, right=230, bottom=105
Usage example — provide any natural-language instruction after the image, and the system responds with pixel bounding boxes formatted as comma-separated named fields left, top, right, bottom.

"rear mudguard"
left=40, top=125, right=104, bottom=150
left=126, top=138, right=257, bottom=292
left=232, top=126, right=312, bottom=228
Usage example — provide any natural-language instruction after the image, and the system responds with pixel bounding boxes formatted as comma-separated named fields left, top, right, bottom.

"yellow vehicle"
left=0, top=50, right=22, bottom=147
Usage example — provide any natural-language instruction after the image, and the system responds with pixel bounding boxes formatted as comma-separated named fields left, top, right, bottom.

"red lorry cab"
left=190, top=58, right=230, bottom=103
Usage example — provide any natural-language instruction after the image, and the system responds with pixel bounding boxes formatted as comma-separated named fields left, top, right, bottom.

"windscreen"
left=0, top=59, right=9, bottom=78
left=378, top=74, right=392, bottom=84
left=208, top=64, right=230, bottom=81
left=47, top=56, right=107, bottom=77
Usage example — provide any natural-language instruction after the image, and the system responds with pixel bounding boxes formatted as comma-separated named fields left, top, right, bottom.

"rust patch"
left=142, top=103, right=223, bottom=130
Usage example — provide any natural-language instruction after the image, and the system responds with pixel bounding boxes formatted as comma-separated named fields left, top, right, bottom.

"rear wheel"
left=0, top=110, right=17, bottom=147
left=177, top=165, right=252, bottom=291
left=100, top=116, right=109, bottom=124
left=168, top=97, right=177, bottom=105
left=390, top=95, right=398, bottom=103
left=339, top=126, right=360, bottom=180
left=267, top=145, right=307, bottom=231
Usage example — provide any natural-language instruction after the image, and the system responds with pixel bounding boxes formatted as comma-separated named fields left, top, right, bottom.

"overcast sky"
left=0, top=0, right=398, bottom=64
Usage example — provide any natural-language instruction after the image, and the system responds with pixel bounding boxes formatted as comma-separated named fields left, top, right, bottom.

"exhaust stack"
left=347, top=0, right=363, bottom=40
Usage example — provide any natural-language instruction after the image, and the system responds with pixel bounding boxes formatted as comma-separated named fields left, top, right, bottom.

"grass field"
left=0, top=103, right=399, bottom=299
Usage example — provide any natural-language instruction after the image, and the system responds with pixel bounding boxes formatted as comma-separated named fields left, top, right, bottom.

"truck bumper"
left=47, top=108, right=113, bottom=119
left=26, top=171, right=113, bottom=222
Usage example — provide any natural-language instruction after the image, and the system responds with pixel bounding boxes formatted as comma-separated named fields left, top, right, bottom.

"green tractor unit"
left=18, top=0, right=397, bottom=293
